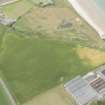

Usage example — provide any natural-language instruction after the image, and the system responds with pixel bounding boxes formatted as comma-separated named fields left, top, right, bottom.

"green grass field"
left=0, top=77, right=11, bottom=105
left=0, top=25, right=8, bottom=52
left=0, top=31, right=93, bottom=103
left=0, top=0, right=105, bottom=105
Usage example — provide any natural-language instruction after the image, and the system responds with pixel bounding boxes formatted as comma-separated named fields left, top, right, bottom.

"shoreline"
left=68, top=0, right=105, bottom=39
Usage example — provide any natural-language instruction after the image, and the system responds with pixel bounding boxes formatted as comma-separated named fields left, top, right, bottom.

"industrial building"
left=64, top=65, right=105, bottom=105
left=0, top=0, right=18, bottom=6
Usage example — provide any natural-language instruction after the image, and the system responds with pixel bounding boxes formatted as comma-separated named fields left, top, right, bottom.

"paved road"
left=0, top=78, right=17, bottom=105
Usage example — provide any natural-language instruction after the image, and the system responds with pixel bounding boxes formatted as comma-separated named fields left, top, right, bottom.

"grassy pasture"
left=23, top=85, right=76, bottom=105
left=0, top=31, right=93, bottom=104
left=77, top=47, right=105, bottom=67
left=1, top=0, right=34, bottom=19
left=0, top=0, right=105, bottom=105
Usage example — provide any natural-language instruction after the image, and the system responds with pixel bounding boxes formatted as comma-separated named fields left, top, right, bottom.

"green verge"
left=0, top=84, right=11, bottom=105
left=0, top=72, right=11, bottom=105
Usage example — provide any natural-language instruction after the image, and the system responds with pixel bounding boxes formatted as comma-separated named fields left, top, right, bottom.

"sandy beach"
left=68, top=0, right=105, bottom=39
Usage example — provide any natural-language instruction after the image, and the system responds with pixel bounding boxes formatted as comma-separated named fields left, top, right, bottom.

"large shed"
left=64, top=76, right=98, bottom=105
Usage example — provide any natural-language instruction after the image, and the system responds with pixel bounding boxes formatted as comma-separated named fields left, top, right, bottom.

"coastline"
left=68, top=0, right=105, bottom=39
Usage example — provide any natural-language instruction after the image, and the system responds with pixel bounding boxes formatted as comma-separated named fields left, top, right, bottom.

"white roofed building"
left=64, top=76, right=99, bottom=105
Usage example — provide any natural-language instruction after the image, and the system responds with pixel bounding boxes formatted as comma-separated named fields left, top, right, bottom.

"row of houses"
left=64, top=65, right=105, bottom=105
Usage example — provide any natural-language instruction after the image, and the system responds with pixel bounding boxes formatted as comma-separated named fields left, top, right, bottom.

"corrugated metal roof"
left=64, top=76, right=98, bottom=105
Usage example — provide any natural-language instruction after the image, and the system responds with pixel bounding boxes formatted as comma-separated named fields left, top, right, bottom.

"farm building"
left=64, top=76, right=98, bottom=105
left=65, top=65, right=105, bottom=105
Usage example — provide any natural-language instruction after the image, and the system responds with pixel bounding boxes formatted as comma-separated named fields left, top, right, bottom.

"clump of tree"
left=90, top=100, right=105, bottom=105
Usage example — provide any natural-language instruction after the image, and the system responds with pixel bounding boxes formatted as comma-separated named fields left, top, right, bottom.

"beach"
left=68, top=0, right=105, bottom=39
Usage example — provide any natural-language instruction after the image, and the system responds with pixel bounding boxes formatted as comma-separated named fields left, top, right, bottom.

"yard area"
left=0, top=32, right=93, bottom=103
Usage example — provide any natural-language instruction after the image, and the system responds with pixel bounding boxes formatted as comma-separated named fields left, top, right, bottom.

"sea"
left=95, top=0, right=105, bottom=11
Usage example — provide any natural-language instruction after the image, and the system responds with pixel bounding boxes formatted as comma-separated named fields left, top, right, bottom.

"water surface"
left=95, top=0, right=105, bottom=11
